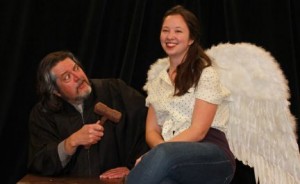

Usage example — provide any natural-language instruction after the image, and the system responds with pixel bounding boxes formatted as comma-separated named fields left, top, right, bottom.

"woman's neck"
left=168, top=58, right=181, bottom=72
left=168, top=60, right=178, bottom=82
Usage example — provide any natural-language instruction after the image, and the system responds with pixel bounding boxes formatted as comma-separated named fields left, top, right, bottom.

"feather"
left=206, top=42, right=300, bottom=184
left=143, top=57, right=169, bottom=92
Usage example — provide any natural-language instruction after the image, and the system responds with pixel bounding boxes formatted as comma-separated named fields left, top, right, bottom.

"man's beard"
left=76, top=85, right=92, bottom=101
left=74, top=82, right=92, bottom=104
left=72, top=79, right=92, bottom=105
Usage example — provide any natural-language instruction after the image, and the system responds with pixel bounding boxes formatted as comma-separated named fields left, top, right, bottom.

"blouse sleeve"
left=195, top=66, right=230, bottom=104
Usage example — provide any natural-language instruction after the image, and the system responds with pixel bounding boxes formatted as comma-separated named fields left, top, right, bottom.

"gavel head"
left=94, top=102, right=122, bottom=123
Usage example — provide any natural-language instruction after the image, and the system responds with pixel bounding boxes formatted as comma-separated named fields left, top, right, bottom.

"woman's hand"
left=134, top=154, right=145, bottom=167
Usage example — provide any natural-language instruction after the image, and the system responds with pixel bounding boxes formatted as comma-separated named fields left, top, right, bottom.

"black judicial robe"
left=28, top=79, right=149, bottom=176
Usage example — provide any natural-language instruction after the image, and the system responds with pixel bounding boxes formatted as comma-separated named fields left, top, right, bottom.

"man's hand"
left=64, top=120, right=104, bottom=154
left=99, top=167, right=129, bottom=179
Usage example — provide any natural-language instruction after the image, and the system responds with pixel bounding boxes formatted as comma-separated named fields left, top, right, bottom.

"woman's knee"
left=147, top=143, right=173, bottom=160
left=144, top=143, right=180, bottom=166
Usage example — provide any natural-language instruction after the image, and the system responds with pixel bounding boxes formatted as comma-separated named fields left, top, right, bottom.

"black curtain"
left=0, top=0, right=299, bottom=183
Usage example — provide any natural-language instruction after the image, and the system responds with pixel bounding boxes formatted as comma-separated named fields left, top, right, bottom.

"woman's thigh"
left=162, top=142, right=234, bottom=183
left=127, top=142, right=234, bottom=184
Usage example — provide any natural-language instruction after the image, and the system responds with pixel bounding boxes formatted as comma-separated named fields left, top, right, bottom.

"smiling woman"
left=160, top=14, right=194, bottom=64
left=126, top=5, right=236, bottom=184
left=2, top=1, right=300, bottom=184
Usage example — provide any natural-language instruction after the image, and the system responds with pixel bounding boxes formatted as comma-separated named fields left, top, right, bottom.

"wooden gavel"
left=83, top=102, right=122, bottom=149
left=94, top=102, right=122, bottom=124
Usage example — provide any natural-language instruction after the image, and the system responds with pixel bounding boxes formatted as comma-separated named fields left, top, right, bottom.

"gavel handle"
left=100, top=116, right=108, bottom=125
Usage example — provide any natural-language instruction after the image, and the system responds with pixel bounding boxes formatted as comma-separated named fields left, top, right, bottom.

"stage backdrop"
left=0, top=0, right=299, bottom=183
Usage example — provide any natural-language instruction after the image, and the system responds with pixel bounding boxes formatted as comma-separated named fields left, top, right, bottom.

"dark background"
left=0, top=0, right=299, bottom=183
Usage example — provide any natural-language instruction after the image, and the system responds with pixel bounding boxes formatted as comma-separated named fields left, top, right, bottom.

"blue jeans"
left=126, top=142, right=234, bottom=184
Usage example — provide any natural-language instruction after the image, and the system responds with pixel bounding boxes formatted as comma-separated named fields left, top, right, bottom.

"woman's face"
left=160, top=14, right=194, bottom=61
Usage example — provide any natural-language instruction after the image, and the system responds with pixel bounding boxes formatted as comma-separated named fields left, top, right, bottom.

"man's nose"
left=72, top=72, right=80, bottom=81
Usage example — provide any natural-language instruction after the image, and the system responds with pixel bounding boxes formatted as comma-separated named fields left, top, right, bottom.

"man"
left=28, top=51, right=148, bottom=179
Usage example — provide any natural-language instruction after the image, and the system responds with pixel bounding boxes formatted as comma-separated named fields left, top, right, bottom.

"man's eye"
left=62, top=74, right=70, bottom=82
left=74, top=65, right=80, bottom=71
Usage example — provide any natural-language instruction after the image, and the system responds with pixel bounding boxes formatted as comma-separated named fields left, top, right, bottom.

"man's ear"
left=53, top=90, right=61, bottom=97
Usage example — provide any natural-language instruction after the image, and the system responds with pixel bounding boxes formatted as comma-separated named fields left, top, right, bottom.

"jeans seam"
left=170, top=159, right=231, bottom=170
left=224, top=173, right=234, bottom=184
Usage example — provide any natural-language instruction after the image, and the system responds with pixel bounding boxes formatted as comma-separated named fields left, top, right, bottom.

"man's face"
left=51, top=58, right=91, bottom=104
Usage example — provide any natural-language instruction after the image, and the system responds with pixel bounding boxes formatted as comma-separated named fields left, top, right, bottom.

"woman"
left=126, top=5, right=235, bottom=184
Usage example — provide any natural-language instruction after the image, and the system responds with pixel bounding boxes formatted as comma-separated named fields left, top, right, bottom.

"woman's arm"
left=168, top=98, right=217, bottom=142
left=145, top=105, right=165, bottom=148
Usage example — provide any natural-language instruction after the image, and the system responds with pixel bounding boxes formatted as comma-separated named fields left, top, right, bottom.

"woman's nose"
left=166, top=31, right=174, bottom=39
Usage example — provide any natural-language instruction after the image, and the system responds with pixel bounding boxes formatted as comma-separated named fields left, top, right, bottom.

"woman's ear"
left=188, top=39, right=194, bottom=46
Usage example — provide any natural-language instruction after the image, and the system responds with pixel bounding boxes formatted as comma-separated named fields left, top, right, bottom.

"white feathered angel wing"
left=206, top=42, right=300, bottom=184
